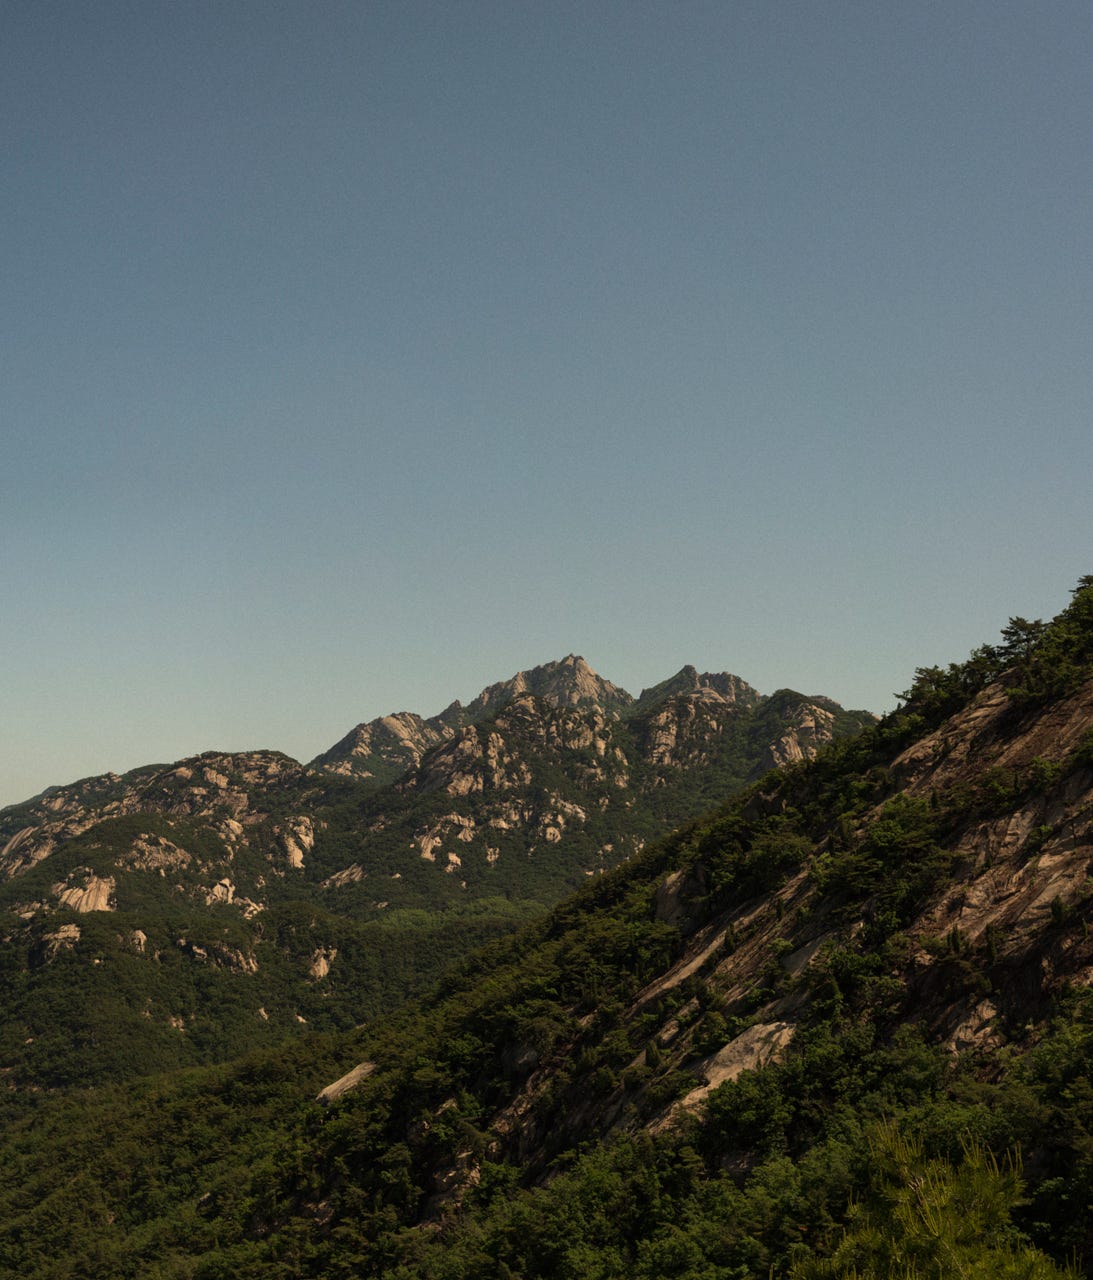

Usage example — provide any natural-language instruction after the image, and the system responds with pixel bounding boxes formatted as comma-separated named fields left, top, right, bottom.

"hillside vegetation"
left=5, top=585, right=1093, bottom=1276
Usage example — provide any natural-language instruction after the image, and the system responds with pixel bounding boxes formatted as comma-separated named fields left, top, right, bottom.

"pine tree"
left=791, top=1122, right=1078, bottom=1279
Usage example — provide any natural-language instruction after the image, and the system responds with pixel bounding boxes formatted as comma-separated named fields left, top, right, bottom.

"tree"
left=791, top=1122, right=1078, bottom=1279
left=999, top=617, right=1047, bottom=662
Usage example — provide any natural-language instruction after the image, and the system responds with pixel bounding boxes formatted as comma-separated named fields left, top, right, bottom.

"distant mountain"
left=634, top=663, right=759, bottom=710
left=312, top=655, right=632, bottom=783
left=311, top=653, right=867, bottom=787
left=311, top=655, right=635, bottom=782
left=458, top=652, right=634, bottom=719
left=0, top=656, right=873, bottom=1087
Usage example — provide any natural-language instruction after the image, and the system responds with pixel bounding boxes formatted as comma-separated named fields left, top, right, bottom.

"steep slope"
left=1, top=583, right=1093, bottom=1277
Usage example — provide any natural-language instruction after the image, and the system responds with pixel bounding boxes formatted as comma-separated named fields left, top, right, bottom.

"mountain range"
left=4, top=587, right=1093, bottom=1277
left=0, top=656, right=872, bottom=1089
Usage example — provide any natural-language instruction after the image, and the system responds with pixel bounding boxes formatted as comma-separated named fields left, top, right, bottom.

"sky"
left=4, top=0, right=1093, bottom=808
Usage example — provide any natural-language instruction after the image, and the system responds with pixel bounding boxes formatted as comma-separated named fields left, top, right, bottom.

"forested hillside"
left=2, top=584, right=1093, bottom=1275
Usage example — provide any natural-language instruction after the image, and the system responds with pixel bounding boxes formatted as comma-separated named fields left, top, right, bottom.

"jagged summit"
left=459, top=655, right=634, bottom=721
left=636, top=666, right=762, bottom=710
left=310, top=656, right=868, bottom=783
left=312, top=655, right=635, bottom=781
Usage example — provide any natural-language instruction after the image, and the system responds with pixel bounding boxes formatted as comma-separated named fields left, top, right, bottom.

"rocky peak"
left=459, top=655, right=634, bottom=722
left=636, top=667, right=762, bottom=711
left=310, top=658, right=874, bottom=787
left=313, top=657, right=634, bottom=781
left=407, top=693, right=612, bottom=799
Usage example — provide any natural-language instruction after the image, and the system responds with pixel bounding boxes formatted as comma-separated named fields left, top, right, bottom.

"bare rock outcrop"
left=280, top=816, right=315, bottom=869
left=55, top=873, right=115, bottom=913
left=316, top=1061, right=376, bottom=1105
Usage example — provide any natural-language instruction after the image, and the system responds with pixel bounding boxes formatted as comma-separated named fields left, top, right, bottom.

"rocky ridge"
left=310, top=655, right=633, bottom=783
left=310, top=654, right=866, bottom=789
left=1, top=657, right=870, bottom=917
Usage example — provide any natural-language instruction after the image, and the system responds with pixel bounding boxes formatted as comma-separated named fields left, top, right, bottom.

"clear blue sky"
left=4, top=1, right=1092, bottom=807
